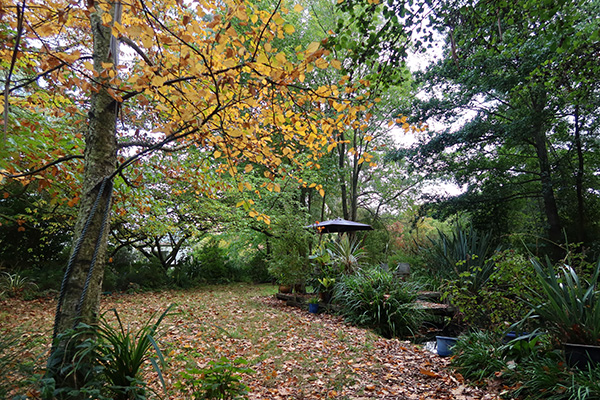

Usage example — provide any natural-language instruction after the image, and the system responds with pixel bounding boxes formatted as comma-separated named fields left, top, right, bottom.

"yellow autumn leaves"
left=1, top=0, right=412, bottom=226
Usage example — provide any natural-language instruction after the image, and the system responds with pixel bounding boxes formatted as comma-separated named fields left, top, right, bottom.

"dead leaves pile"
left=1, top=284, right=501, bottom=399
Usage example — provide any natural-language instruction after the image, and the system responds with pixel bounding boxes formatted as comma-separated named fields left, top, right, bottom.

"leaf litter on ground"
left=0, top=284, right=501, bottom=399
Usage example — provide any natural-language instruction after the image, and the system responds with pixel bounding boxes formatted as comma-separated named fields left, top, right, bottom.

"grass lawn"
left=1, top=283, right=501, bottom=399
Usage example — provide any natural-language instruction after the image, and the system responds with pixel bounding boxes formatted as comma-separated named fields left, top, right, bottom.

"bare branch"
left=119, top=36, right=154, bottom=66
left=4, top=1, right=26, bottom=142
left=118, top=140, right=191, bottom=152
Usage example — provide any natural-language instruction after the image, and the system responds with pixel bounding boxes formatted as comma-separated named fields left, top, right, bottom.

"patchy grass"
left=0, top=283, right=501, bottom=399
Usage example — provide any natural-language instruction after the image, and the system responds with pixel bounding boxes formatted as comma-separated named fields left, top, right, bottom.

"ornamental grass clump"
left=54, top=305, right=173, bottom=400
left=333, top=267, right=424, bottom=338
left=425, top=224, right=498, bottom=292
left=527, top=258, right=600, bottom=345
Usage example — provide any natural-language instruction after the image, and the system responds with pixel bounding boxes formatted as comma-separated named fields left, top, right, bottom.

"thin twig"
left=3, top=1, right=26, bottom=142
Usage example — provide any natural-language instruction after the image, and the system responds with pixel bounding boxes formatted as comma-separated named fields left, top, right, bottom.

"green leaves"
left=177, top=356, right=255, bottom=400
left=529, top=259, right=600, bottom=345
left=425, top=223, right=497, bottom=291
left=333, top=266, right=424, bottom=338
left=71, top=304, right=174, bottom=399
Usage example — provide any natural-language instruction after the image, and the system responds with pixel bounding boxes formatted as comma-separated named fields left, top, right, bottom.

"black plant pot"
left=564, top=343, right=600, bottom=369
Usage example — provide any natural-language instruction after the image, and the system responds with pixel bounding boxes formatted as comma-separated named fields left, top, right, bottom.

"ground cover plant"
left=448, top=256, right=600, bottom=400
left=451, top=331, right=600, bottom=400
left=0, top=283, right=502, bottom=399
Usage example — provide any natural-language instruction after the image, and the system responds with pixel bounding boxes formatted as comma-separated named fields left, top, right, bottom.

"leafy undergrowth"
left=1, top=284, right=501, bottom=399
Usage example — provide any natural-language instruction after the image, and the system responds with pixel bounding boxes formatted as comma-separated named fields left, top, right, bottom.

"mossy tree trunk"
left=45, top=3, right=118, bottom=397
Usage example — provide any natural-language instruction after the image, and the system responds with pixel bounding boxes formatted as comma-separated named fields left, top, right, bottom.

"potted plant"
left=268, top=213, right=313, bottom=294
left=525, top=258, right=600, bottom=368
left=307, top=297, right=320, bottom=314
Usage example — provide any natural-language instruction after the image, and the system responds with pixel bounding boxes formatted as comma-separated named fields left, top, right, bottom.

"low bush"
left=423, top=223, right=498, bottom=290
left=524, top=258, right=600, bottom=345
left=451, top=330, right=600, bottom=400
left=443, top=250, right=541, bottom=331
left=0, top=272, right=38, bottom=299
left=176, top=357, right=254, bottom=400
left=45, top=305, right=172, bottom=400
left=104, top=249, right=169, bottom=292
left=333, top=267, right=424, bottom=338
left=192, top=239, right=232, bottom=284
left=450, top=331, right=507, bottom=382
left=238, top=251, right=271, bottom=283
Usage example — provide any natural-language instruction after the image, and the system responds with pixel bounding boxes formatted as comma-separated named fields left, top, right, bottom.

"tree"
left=284, top=0, right=420, bottom=224
left=392, top=0, right=600, bottom=256
left=1, top=0, right=371, bottom=393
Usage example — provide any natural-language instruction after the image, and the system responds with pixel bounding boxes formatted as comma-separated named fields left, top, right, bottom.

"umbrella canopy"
left=305, top=218, right=374, bottom=233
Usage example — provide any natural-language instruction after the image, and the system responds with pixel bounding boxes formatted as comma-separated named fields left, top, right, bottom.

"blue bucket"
left=436, top=336, right=458, bottom=357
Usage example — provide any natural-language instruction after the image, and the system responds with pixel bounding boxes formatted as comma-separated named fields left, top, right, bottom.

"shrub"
left=333, top=267, right=424, bottom=338
left=46, top=305, right=172, bottom=400
left=268, top=214, right=313, bottom=286
left=523, top=258, right=600, bottom=345
left=443, top=250, right=541, bottom=331
left=423, top=223, right=498, bottom=291
left=450, top=331, right=507, bottom=382
left=104, top=249, right=170, bottom=291
left=125, top=257, right=169, bottom=289
left=360, top=223, right=391, bottom=265
left=451, top=329, right=600, bottom=399
left=177, top=357, right=254, bottom=400
left=191, top=239, right=232, bottom=284
left=0, top=272, right=38, bottom=299
left=503, top=345, right=600, bottom=400
left=244, top=251, right=271, bottom=283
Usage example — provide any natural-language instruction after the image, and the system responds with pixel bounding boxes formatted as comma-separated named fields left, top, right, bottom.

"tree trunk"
left=531, top=96, right=562, bottom=258
left=574, top=105, right=586, bottom=243
left=45, top=4, right=118, bottom=396
left=350, top=128, right=363, bottom=222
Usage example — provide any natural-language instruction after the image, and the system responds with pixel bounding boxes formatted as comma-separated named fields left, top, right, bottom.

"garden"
left=3, top=220, right=600, bottom=399
left=2, top=0, right=600, bottom=398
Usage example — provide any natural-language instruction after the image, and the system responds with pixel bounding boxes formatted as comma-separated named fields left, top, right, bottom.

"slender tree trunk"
left=320, top=189, right=326, bottom=222
left=46, top=3, right=118, bottom=396
left=531, top=96, right=562, bottom=257
left=574, top=105, right=586, bottom=243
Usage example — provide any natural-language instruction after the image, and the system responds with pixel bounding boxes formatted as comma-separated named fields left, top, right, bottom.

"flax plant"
left=528, top=259, right=600, bottom=345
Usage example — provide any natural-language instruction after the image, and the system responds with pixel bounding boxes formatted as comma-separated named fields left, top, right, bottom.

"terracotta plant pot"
left=278, top=284, right=292, bottom=294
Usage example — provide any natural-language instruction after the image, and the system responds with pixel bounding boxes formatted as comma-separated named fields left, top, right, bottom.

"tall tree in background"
left=291, top=0, right=419, bottom=223
left=393, top=0, right=600, bottom=256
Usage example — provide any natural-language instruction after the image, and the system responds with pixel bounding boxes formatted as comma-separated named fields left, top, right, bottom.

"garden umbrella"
left=305, top=218, right=374, bottom=233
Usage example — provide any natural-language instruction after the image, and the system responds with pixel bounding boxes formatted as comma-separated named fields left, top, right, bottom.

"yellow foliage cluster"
left=1, top=0, right=414, bottom=223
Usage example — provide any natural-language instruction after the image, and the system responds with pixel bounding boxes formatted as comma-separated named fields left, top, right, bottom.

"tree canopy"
left=391, top=0, right=600, bottom=255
